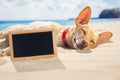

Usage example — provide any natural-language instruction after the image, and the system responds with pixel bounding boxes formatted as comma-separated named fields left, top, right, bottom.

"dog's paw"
left=0, top=49, right=6, bottom=57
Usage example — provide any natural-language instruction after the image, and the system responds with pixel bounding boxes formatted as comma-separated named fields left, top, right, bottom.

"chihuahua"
left=0, top=6, right=113, bottom=56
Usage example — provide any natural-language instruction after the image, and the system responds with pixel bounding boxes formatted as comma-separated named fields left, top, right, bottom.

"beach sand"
left=0, top=21, right=120, bottom=80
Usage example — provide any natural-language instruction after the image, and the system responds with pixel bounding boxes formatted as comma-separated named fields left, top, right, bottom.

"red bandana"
left=62, top=28, right=69, bottom=45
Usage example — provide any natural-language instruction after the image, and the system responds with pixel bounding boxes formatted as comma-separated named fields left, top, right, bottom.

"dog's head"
left=72, top=6, right=113, bottom=50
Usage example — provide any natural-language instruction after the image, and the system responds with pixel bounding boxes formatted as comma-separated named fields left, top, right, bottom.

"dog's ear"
left=97, top=32, right=113, bottom=45
left=75, top=6, right=91, bottom=26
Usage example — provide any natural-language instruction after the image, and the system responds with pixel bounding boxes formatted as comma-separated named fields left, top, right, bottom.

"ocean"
left=0, top=18, right=120, bottom=31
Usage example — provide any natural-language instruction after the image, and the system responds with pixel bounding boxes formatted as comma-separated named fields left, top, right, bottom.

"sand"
left=0, top=21, right=120, bottom=80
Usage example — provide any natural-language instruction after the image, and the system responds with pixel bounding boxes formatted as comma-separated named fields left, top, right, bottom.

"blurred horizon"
left=0, top=17, right=119, bottom=21
left=0, top=0, right=120, bottom=20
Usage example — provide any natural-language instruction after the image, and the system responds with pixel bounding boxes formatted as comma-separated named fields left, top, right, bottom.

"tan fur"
left=0, top=6, right=113, bottom=56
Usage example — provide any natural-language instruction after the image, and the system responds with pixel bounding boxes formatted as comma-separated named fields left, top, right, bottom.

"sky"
left=0, top=0, right=120, bottom=20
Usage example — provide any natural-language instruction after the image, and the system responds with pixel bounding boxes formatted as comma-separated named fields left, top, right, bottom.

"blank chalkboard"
left=9, top=29, right=57, bottom=61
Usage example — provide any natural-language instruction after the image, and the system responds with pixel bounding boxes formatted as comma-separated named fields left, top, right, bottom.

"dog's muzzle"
left=73, top=38, right=88, bottom=50
left=77, top=40, right=88, bottom=50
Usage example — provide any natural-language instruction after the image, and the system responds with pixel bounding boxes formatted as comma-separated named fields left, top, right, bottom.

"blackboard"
left=9, top=29, right=57, bottom=61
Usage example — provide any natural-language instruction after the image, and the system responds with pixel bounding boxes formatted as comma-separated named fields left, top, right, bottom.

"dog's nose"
left=77, top=40, right=88, bottom=50
left=81, top=40, right=88, bottom=47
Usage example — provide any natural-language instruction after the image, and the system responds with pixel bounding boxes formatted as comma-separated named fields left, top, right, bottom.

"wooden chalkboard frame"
left=9, top=28, right=57, bottom=61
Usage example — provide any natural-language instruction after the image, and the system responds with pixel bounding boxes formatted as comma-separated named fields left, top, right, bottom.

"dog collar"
left=62, top=27, right=69, bottom=45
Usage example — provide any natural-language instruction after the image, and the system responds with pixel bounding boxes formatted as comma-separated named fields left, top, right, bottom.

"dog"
left=0, top=6, right=113, bottom=56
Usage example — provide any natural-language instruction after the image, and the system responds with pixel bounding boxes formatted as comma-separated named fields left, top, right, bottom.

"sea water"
left=0, top=18, right=120, bottom=31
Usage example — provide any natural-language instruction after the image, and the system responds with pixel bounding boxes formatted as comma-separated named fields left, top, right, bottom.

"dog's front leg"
left=0, top=38, right=9, bottom=56
left=0, top=38, right=9, bottom=48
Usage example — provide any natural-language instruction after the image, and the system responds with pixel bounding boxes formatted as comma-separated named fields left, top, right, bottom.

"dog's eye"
left=90, top=40, right=95, bottom=44
left=74, top=38, right=76, bottom=43
left=82, top=29, right=86, bottom=35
